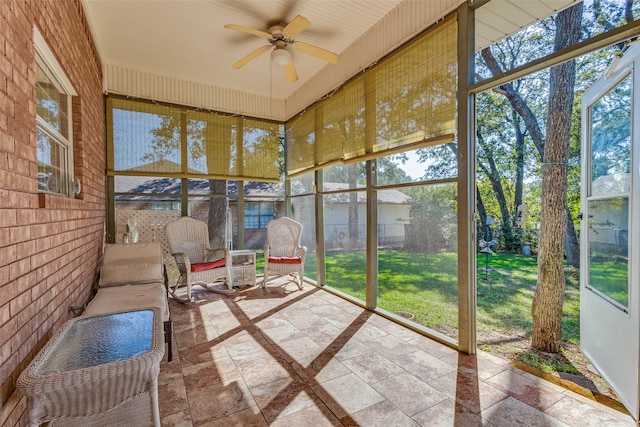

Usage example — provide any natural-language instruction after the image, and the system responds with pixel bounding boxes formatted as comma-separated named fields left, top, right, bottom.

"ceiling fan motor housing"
left=269, top=25, right=289, bottom=42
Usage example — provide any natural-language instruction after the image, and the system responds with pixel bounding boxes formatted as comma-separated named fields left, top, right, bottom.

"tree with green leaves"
left=145, top=112, right=229, bottom=247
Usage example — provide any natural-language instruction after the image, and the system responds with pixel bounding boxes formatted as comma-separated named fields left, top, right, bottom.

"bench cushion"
left=99, top=243, right=164, bottom=287
left=84, top=282, right=169, bottom=322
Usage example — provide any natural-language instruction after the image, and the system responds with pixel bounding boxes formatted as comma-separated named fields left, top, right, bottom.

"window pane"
left=244, top=181, right=284, bottom=196
left=291, top=171, right=315, bottom=195
left=114, top=175, right=181, bottom=194
left=475, top=1, right=640, bottom=82
left=286, top=16, right=457, bottom=175
left=323, top=191, right=367, bottom=301
left=292, top=195, right=317, bottom=281
left=375, top=146, right=458, bottom=185
left=186, top=196, right=230, bottom=249
left=590, top=73, right=631, bottom=197
left=115, top=195, right=181, bottom=212
left=37, top=128, right=69, bottom=195
left=588, top=197, right=629, bottom=308
left=108, top=98, right=281, bottom=181
left=377, top=189, right=411, bottom=245
left=377, top=183, right=458, bottom=340
left=36, top=61, right=69, bottom=138
left=244, top=201, right=275, bottom=231
left=187, top=178, right=212, bottom=195
left=111, top=107, right=181, bottom=172
left=322, top=162, right=366, bottom=189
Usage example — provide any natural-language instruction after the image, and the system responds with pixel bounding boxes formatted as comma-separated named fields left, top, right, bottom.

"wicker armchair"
left=165, top=216, right=231, bottom=303
left=263, top=217, right=306, bottom=290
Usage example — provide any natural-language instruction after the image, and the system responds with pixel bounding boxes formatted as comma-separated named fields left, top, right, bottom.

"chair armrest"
left=205, top=247, right=228, bottom=262
left=298, top=246, right=307, bottom=261
left=264, top=245, right=270, bottom=258
left=171, top=252, right=191, bottom=273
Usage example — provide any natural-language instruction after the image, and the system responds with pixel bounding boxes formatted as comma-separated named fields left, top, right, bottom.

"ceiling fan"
left=224, top=15, right=339, bottom=83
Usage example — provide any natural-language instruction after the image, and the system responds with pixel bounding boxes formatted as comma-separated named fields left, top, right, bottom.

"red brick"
left=0, top=315, right=16, bottom=348
left=8, top=288, right=30, bottom=317
left=8, top=257, right=30, bottom=281
left=0, top=209, right=16, bottom=229
left=0, top=132, right=15, bottom=153
left=0, top=111, right=8, bottom=131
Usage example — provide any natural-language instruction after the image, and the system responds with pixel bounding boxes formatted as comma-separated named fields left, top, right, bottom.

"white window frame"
left=34, top=27, right=77, bottom=196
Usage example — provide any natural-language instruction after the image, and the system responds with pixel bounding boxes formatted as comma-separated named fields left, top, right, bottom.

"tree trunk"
left=565, top=208, right=580, bottom=268
left=477, top=131, right=515, bottom=250
left=477, top=188, right=488, bottom=240
left=531, top=4, right=582, bottom=352
left=208, top=180, right=228, bottom=248
left=206, top=119, right=231, bottom=248
left=348, top=163, right=359, bottom=249
left=513, top=112, right=525, bottom=248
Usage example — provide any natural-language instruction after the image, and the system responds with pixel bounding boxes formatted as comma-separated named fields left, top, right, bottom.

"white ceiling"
left=81, top=0, right=578, bottom=120
left=83, top=0, right=408, bottom=99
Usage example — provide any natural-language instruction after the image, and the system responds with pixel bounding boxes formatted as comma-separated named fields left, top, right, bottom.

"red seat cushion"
left=191, top=258, right=226, bottom=272
left=268, top=256, right=301, bottom=264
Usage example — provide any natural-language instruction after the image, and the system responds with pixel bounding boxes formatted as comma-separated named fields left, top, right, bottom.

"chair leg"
left=169, top=275, right=192, bottom=303
left=164, top=320, right=173, bottom=361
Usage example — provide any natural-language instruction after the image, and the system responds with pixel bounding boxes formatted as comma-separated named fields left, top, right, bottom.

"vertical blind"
left=107, top=97, right=282, bottom=182
left=286, top=13, right=458, bottom=177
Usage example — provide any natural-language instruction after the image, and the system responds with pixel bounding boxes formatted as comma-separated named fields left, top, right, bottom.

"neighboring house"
left=113, top=171, right=286, bottom=249
left=590, top=173, right=630, bottom=253
left=114, top=174, right=412, bottom=250
left=322, top=182, right=411, bottom=249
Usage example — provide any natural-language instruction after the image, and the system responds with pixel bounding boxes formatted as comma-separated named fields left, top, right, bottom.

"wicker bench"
left=84, top=242, right=172, bottom=362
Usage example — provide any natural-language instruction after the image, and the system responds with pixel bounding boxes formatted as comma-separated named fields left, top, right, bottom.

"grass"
left=588, top=256, right=629, bottom=307
left=302, top=249, right=580, bottom=344
left=516, top=349, right=579, bottom=375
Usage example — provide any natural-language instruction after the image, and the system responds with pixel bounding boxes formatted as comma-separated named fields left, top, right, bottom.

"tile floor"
left=158, top=278, right=637, bottom=426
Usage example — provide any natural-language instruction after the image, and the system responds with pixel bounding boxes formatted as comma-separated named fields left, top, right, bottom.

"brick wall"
left=0, top=1, right=105, bottom=425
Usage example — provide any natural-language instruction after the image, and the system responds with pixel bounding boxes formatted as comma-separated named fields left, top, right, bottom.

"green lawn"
left=588, top=256, right=628, bottom=307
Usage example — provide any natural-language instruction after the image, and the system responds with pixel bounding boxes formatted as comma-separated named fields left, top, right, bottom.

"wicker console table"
left=17, top=308, right=164, bottom=427
left=230, top=249, right=256, bottom=287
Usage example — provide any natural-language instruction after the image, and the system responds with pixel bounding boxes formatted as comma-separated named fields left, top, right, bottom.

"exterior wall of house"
left=323, top=203, right=410, bottom=248
left=0, top=1, right=104, bottom=425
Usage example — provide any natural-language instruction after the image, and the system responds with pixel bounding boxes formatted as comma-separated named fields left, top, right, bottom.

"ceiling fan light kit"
left=271, top=46, right=291, bottom=66
left=225, top=15, right=338, bottom=83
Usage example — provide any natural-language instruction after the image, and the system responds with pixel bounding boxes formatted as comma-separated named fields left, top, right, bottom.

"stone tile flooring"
left=158, top=279, right=636, bottom=426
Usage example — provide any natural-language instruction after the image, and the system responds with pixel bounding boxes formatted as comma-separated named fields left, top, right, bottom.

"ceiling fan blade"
left=293, top=41, right=338, bottom=64
left=232, top=45, right=272, bottom=69
left=224, top=24, right=270, bottom=39
left=283, top=15, right=311, bottom=38
left=283, top=60, right=298, bottom=82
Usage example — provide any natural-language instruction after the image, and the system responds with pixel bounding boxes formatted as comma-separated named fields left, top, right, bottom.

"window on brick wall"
left=244, top=201, right=274, bottom=230
left=34, top=27, right=77, bottom=197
